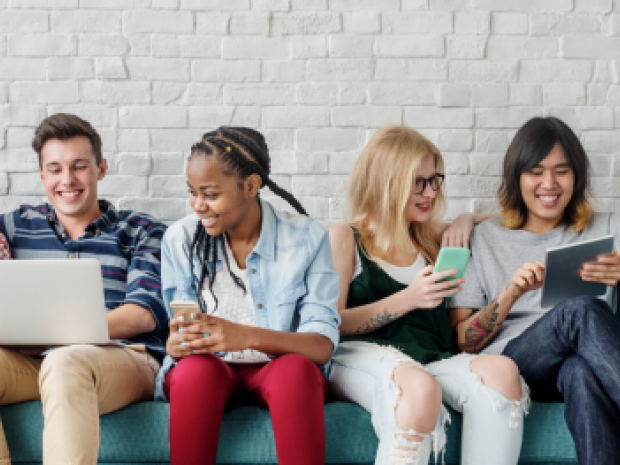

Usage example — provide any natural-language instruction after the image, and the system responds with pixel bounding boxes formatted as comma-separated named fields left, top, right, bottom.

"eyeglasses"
left=414, top=174, right=445, bottom=195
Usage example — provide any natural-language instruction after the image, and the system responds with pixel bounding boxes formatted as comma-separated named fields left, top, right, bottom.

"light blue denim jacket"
left=154, top=200, right=341, bottom=401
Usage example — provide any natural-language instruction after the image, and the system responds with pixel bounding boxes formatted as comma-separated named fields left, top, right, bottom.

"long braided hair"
left=188, top=126, right=307, bottom=314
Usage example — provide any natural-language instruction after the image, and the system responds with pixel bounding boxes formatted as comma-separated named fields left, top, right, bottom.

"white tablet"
left=540, top=235, right=614, bottom=308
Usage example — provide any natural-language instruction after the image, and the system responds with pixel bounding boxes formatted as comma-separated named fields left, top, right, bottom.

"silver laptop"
left=0, top=259, right=112, bottom=346
left=540, top=235, right=614, bottom=308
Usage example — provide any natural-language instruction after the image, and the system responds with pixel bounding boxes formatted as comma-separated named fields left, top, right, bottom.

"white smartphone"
left=169, top=301, right=201, bottom=325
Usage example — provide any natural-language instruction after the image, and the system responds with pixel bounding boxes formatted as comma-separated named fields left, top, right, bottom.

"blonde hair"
left=348, top=125, right=447, bottom=265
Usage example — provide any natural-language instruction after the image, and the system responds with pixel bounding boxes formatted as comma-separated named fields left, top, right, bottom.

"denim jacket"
left=154, top=200, right=341, bottom=401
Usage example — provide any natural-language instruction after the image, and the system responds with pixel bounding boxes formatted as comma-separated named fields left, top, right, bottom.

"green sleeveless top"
left=341, top=237, right=457, bottom=365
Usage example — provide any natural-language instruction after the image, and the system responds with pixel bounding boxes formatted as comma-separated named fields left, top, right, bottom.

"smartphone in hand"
left=170, top=301, right=201, bottom=326
left=433, top=247, right=471, bottom=297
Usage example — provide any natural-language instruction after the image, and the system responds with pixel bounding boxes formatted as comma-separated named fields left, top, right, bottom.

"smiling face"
left=405, top=153, right=438, bottom=224
left=187, top=153, right=261, bottom=237
left=38, top=136, right=107, bottom=224
left=520, top=142, right=575, bottom=233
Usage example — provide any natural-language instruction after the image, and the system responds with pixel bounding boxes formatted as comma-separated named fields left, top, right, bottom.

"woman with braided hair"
left=153, top=126, right=341, bottom=465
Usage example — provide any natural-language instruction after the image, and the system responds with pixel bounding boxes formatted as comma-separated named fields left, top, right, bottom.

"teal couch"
left=2, top=399, right=575, bottom=464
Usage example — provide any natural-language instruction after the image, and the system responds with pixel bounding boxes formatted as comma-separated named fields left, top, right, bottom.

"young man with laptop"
left=450, top=117, right=620, bottom=465
left=0, top=114, right=168, bottom=465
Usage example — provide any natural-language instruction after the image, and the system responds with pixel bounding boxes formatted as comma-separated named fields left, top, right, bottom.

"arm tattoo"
left=341, top=309, right=399, bottom=336
left=460, top=299, right=500, bottom=352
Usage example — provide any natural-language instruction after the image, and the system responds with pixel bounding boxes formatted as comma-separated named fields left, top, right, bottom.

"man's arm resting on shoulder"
left=107, top=303, right=157, bottom=340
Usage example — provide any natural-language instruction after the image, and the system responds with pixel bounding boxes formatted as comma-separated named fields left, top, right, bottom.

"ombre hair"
left=498, top=117, right=594, bottom=232
left=348, top=125, right=447, bottom=265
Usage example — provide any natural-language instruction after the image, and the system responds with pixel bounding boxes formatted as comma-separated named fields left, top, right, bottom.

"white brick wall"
left=0, top=1, right=619, bottom=222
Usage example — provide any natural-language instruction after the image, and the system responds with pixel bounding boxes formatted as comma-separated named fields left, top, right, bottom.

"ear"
left=97, top=158, right=108, bottom=181
left=245, top=173, right=262, bottom=198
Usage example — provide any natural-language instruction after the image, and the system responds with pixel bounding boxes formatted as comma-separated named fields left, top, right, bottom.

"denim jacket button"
left=250, top=268, right=256, bottom=274
left=257, top=304, right=263, bottom=309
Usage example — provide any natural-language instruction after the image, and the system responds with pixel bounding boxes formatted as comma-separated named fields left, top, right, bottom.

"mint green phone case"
left=433, top=247, right=471, bottom=297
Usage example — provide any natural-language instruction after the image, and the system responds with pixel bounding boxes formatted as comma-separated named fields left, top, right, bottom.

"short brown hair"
left=32, top=113, right=103, bottom=167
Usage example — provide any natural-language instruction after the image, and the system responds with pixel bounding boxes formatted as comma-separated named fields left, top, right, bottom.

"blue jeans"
left=502, top=295, right=620, bottom=465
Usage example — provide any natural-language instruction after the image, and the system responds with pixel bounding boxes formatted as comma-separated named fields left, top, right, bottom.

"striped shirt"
left=0, top=200, right=168, bottom=355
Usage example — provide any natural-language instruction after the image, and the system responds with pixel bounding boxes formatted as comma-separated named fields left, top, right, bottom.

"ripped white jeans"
left=328, top=341, right=529, bottom=465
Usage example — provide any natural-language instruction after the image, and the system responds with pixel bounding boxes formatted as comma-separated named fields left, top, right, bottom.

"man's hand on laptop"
left=508, top=261, right=545, bottom=298
left=580, top=251, right=620, bottom=287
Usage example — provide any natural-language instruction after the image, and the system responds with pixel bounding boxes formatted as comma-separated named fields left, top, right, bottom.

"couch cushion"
left=1, top=400, right=575, bottom=464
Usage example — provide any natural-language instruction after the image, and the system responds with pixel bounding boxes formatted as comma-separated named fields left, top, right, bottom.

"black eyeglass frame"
left=414, top=173, right=445, bottom=195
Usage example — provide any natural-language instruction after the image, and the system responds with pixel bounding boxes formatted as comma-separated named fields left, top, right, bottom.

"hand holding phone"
left=433, top=247, right=471, bottom=297
left=170, top=301, right=201, bottom=326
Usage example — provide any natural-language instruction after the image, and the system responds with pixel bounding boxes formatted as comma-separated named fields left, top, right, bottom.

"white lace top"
left=202, top=235, right=271, bottom=364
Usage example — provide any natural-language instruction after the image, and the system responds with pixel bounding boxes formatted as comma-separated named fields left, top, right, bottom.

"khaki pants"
left=0, top=345, right=159, bottom=465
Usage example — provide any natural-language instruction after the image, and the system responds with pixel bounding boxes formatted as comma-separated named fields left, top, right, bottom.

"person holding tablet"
left=155, top=127, right=340, bottom=465
left=450, top=116, right=620, bottom=465
left=328, top=125, right=528, bottom=465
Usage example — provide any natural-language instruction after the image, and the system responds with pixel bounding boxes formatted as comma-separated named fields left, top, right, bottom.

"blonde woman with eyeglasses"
left=327, top=125, right=529, bottom=465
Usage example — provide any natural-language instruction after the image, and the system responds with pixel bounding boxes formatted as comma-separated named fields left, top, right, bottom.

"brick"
left=99, top=175, right=148, bottom=197
left=118, top=198, right=188, bottom=220
left=272, top=12, right=341, bottom=35
left=487, top=37, right=558, bottom=59
left=404, top=107, right=473, bottom=128
left=123, top=10, right=193, bottom=33
left=449, top=60, right=518, bottom=82
left=263, top=61, right=305, bottom=83
left=9, top=0, right=76, bottom=7
left=152, top=35, right=220, bottom=58
left=471, top=199, right=499, bottom=215
left=430, top=0, right=469, bottom=9
left=9, top=172, right=45, bottom=195
left=6, top=127, right=32, bottom=148
left=296, top=128, right=362, bottom=152
left=471, top=0, right=572, bottom=12
left=152, top=153, right=185, bottom=175
left=126, top=58, right=190, bottom=81
left=262, top=106, right=328, bottom=128
left=295, top=82, right=338, bottom=105
left=0, top=149, right=39, bottom=172
left=329, top=35, right=374, bottom=58
left=292, top=174, right=349, bottom=197
left=80, top=0, right=150, bottom=7
left=519, top=59, right=592, bottom=82
left=296, top=152, right=329, bottom=174
left=575, top=0, right=612, bottom=12
left=530, top=13, right=600, bottom=36
left=561, top=36, right=620, bottom=58
left=588, top=83, right=609, bottom=105
left=439, top=84, right=471, bottom=107
left=8, top=34, right=75, bottom=56
left=342, top=11, right=380, bottom=34
left=330, top=0, right=399, bottom=10
left=382, top=12, right=452, bottom=34
left=332, top=106, right=401, bottom=127
left=10, top=82, right=78, bottom=104
left=152, top=0, right=178, bottom=7
left=79, top=35, right=130, bottom=56
left=586, top=155, right=611, bottom=176
left=0, top=58, right=46, bottom=80
left=606, top=85, right=620, bottom=103
left=193, top=60, right=261, bottom=82
left=307, top=59, right=373, bottom=81
left=150, top=175, right=186, bottom=197
left=474, top=130, right=512, bottom=152
left=81, top=81, right=151, bottom=105
left=95, top=57, right=126, bottom=79
left=376, top=36, right=444, bottom=58
left=444, top=175, right=471, bottom=197
left=0, top=85, right=7, bottom=104
left=475, top=107, right=542, bottom=128
left=224, top=84, right=293, bottom=105
left=51, top=11, right=120, bottom=33
left=253, top=0, right=289, bottom=9
left=189, top=105, right=260, bottom=128
left=119, top=106, right=187, bottom=129
left=470, top=175, right=502, bottom=197
left=47, top=104, right=117, bottom=127
left=152, top=82, right=186, bottom=104
left=470, top=152, right=504, bottom=175
left=0, top=104, right=45, bottom=126
left=223, top=37, right=290, bottom=59
left=268, top=150, right=296, bottom=174
left=491, top=12, right=528, bottom=34
left=375, top=59, right=447, bottom=81
left=329, top=197, right=345, bottom=220
left=338, top=83, right=367, bottom=104
left=510, top=84, right=541, bottom=105
left=150, top=129, right=203, bottom=152
left=291, top=0, right=325, bottom=8
left=263, top=129, right=294, bottom=150
left=542, top=83, right=586, bottom=105
left=181, top=0, right=249, bottom=9
left=291, top=36, right=326, bottom=58
left=447, top=36, right=487, bottom=59
left=47, top=58, right=93, bottom=80
left=547, top=106, right=615, bottom=130
left=118, top=129, right=149, bottom=152
left=196, top=13, right=230, bottom=35
left=184, top=83, right=222, bottom=104
left=230, top=12, right=270, bottom=34
left=403, top=0, right=428, bottom=7
left=0, top=12, right=48, bottom=33
left=369, top=83, right=436, bottom=105
left=471, top=84, right=509, bottom=107
left=437, top=130, right=473, bottom=151
left=593, top=60, right=613, bottom=83
left=117, top=153, right=151, bottom=176
left=455, top=12, right=490, bottom=34
left=442, top=152, right=469, bottom=175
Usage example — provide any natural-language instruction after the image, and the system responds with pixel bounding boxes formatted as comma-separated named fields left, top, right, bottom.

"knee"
left=558, top=356, right=594, bottom=393
left=39, top=346, right=93, bottom=397
left=558, top=296, right=611, bottom=319
left=470, top=355, right=522, bottom=401
left=171, top=354, right=228, bottom=387
left=265, top=354, right=323, bottom=392
left=393, top=366, right=442, bottom=433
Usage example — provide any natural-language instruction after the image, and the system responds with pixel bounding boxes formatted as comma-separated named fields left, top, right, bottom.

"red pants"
left=164, top=353, right=328, bottom=465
